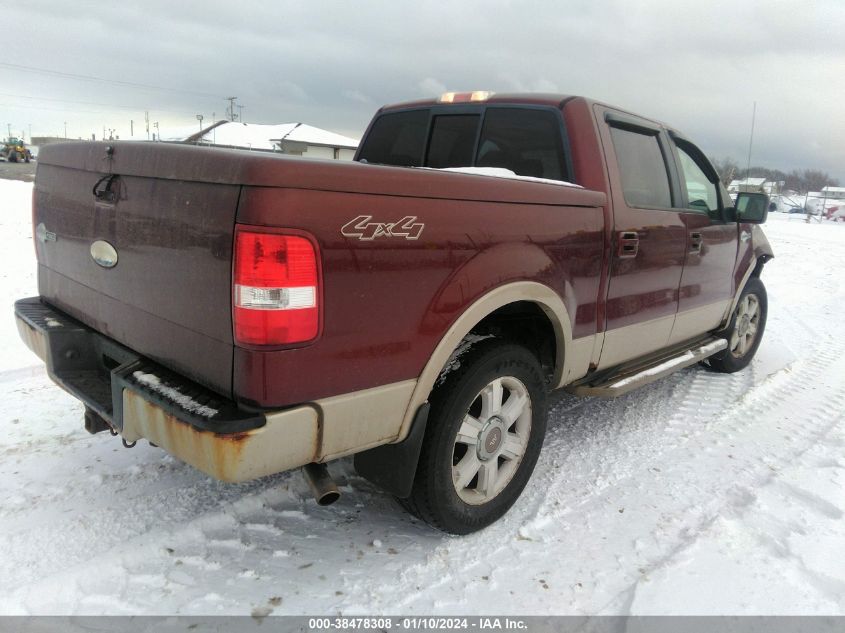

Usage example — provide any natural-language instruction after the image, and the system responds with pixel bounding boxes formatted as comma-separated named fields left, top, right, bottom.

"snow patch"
left=438, top=166, right=583, bottom=188
left=436, top=334, right=495, bottom=386
left=131, top=371, right=218, bottom=418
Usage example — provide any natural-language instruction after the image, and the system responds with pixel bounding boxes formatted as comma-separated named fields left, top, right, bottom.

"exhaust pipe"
left=302, top=463, right=340, bottom=506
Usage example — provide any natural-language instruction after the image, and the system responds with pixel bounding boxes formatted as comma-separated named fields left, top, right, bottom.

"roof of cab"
left=379, top=93, right=576, bottom=112
left=377, top=93, right=672, bottom=132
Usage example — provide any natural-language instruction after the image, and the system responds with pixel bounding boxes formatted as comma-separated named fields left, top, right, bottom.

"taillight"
left=233, top=227, right=320, bottom=346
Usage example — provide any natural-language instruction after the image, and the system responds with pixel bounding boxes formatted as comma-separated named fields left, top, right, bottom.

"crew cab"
left=15, top=92, right=773, bottom=534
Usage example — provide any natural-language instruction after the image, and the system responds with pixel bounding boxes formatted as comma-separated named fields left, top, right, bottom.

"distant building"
left=181, top=121, right=359, bottom=160
left=728, top=178, right=782, bottom=195
left=820, top=186, right=845, bottom=200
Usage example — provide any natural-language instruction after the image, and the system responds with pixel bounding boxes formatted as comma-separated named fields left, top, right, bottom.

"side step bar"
left=567, top=338, right=727, bottom=398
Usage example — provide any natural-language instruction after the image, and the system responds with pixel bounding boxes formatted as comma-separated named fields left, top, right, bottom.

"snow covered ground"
left=0, top=179, right=843, bottom=616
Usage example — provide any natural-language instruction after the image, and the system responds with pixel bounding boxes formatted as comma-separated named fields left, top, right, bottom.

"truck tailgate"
left=33, top=153, right=238, bottom=397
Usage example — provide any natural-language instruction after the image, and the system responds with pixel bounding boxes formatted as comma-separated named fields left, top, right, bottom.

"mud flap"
left=353, top=403, right=430, bottom=498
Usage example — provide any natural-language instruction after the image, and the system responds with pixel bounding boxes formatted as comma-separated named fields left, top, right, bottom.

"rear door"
left=594, top=107, right=687, bottom=368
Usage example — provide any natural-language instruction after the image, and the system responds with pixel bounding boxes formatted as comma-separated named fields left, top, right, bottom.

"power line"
left=0, top=102, right=115, bottom=115
left=0, top=92, right=209, bottom=114
left=0, top=92, right=208, bottom=116
left=0, top=61, right=222, bottom=99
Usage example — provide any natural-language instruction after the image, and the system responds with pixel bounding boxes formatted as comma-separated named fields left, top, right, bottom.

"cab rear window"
left=358, top=106, right=570, bottom=181
left=357, top=109, right=428, bottom=167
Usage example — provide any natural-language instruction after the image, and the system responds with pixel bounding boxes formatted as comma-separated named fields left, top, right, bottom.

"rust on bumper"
left=122, top=389, right=319, bottom=483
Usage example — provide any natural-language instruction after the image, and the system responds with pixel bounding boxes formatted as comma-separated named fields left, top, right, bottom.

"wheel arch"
left=397, top=281, right=573, bottom=441
left=722, top=250, right=772, bottom=330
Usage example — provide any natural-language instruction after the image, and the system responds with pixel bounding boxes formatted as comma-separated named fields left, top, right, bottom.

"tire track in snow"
left=364, top=293, right=845, bottom=613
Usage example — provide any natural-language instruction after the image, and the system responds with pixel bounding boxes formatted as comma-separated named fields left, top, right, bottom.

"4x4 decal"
left=341, top=215, right=424, bottom=241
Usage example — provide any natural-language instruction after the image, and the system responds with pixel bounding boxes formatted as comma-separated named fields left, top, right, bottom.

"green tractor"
left=1, top=137, right=32, bottom=163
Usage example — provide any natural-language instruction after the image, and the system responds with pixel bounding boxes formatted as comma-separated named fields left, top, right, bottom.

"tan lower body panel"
left=122, top=390, right=320, bottom=483
left=556, top=335, right=595, bottom=388
left=121, top=378, right=418, bottom=483
left=598, top=300, right=734, bottom=370
left=667, top=300, right=731, bottom=346
left=314, top=379, right=417, bottom=461
left=597, top=314, right=675, bottom=370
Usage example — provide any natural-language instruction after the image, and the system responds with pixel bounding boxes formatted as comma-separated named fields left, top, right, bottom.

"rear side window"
left=425, top=115, right=480, bottom=168
left=358, top=110, right=428, bottom=166
left=610, top=126, right=672, bottom=208
left=477, top=108, right=566, bottom=180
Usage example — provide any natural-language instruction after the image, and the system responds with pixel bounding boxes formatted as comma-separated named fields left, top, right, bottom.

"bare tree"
left=801, top=169, right=838, bottom=193
left=709, top=156, right=838, bottom=194
left=710, top=156, right=740, bottom=186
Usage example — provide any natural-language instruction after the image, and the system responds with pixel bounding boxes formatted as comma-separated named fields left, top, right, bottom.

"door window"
left=609, top=126, right=672, bottom=208
left=676, top=145, right=720, bottom=219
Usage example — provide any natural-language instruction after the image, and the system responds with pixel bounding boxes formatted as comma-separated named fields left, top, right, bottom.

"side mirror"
left=735, top=192, right=769, bottom=224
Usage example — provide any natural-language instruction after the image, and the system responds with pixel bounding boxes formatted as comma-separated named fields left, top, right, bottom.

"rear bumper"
left=14, top=297, right=319, bottom=482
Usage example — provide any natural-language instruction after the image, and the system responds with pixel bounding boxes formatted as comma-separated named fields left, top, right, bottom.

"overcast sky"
left=3, top=0, right=844, bottom=180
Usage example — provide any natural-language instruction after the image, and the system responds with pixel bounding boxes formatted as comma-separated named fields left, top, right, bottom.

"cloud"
left=2, top=0, right=842, bottom=179
left=418, top=78, right=447, bottom=97
left=342, top=90, right=373, bottom=104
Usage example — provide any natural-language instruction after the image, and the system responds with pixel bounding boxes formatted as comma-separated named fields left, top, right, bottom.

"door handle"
left=689, top=232, right=703, bottom=254
left=618, top=231, right=639, bottom=258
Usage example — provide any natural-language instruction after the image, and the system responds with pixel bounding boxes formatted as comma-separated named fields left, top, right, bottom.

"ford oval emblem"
left=90, top=240, right=118, bottom=268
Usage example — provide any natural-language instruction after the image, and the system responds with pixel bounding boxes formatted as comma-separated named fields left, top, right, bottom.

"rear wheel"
left=8, top=151, right=18, bottom=163
left=709, top=277, right=767, bottom=373
left=402, top=340, right=547, bottom=534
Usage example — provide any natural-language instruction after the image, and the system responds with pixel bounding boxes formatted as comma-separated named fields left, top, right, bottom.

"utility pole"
left=6, top=123, right=10, bottom=139
left=145, top=111, right=150, bottom=140
left=237, top=104, right=244, bottom=123
left=196, top=114, right=204, bottom=134
left=226, top=96, right=237, bottom=121
left=64, top=121, right=67, bottom=138
left=153, top=121, right=159, bottom=141
left=130, top=120, right=134, bottom=137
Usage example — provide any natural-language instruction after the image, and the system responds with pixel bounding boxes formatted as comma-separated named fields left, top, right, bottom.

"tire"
left=8, top=151, right=18, bottom=163
left=402, top=340, right=547, bottom=534
left=708, top=277, right=767, bottom=373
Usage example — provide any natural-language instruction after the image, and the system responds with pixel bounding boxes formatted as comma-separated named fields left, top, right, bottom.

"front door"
left=667, top=137, right=739, bottom=345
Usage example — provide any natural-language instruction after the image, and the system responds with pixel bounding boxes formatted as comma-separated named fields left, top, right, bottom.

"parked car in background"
left=826, top=206, right=845, bottom=222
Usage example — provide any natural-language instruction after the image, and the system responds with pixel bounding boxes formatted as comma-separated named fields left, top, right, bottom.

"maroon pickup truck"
left=15, top=92, right=773, bottom=534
